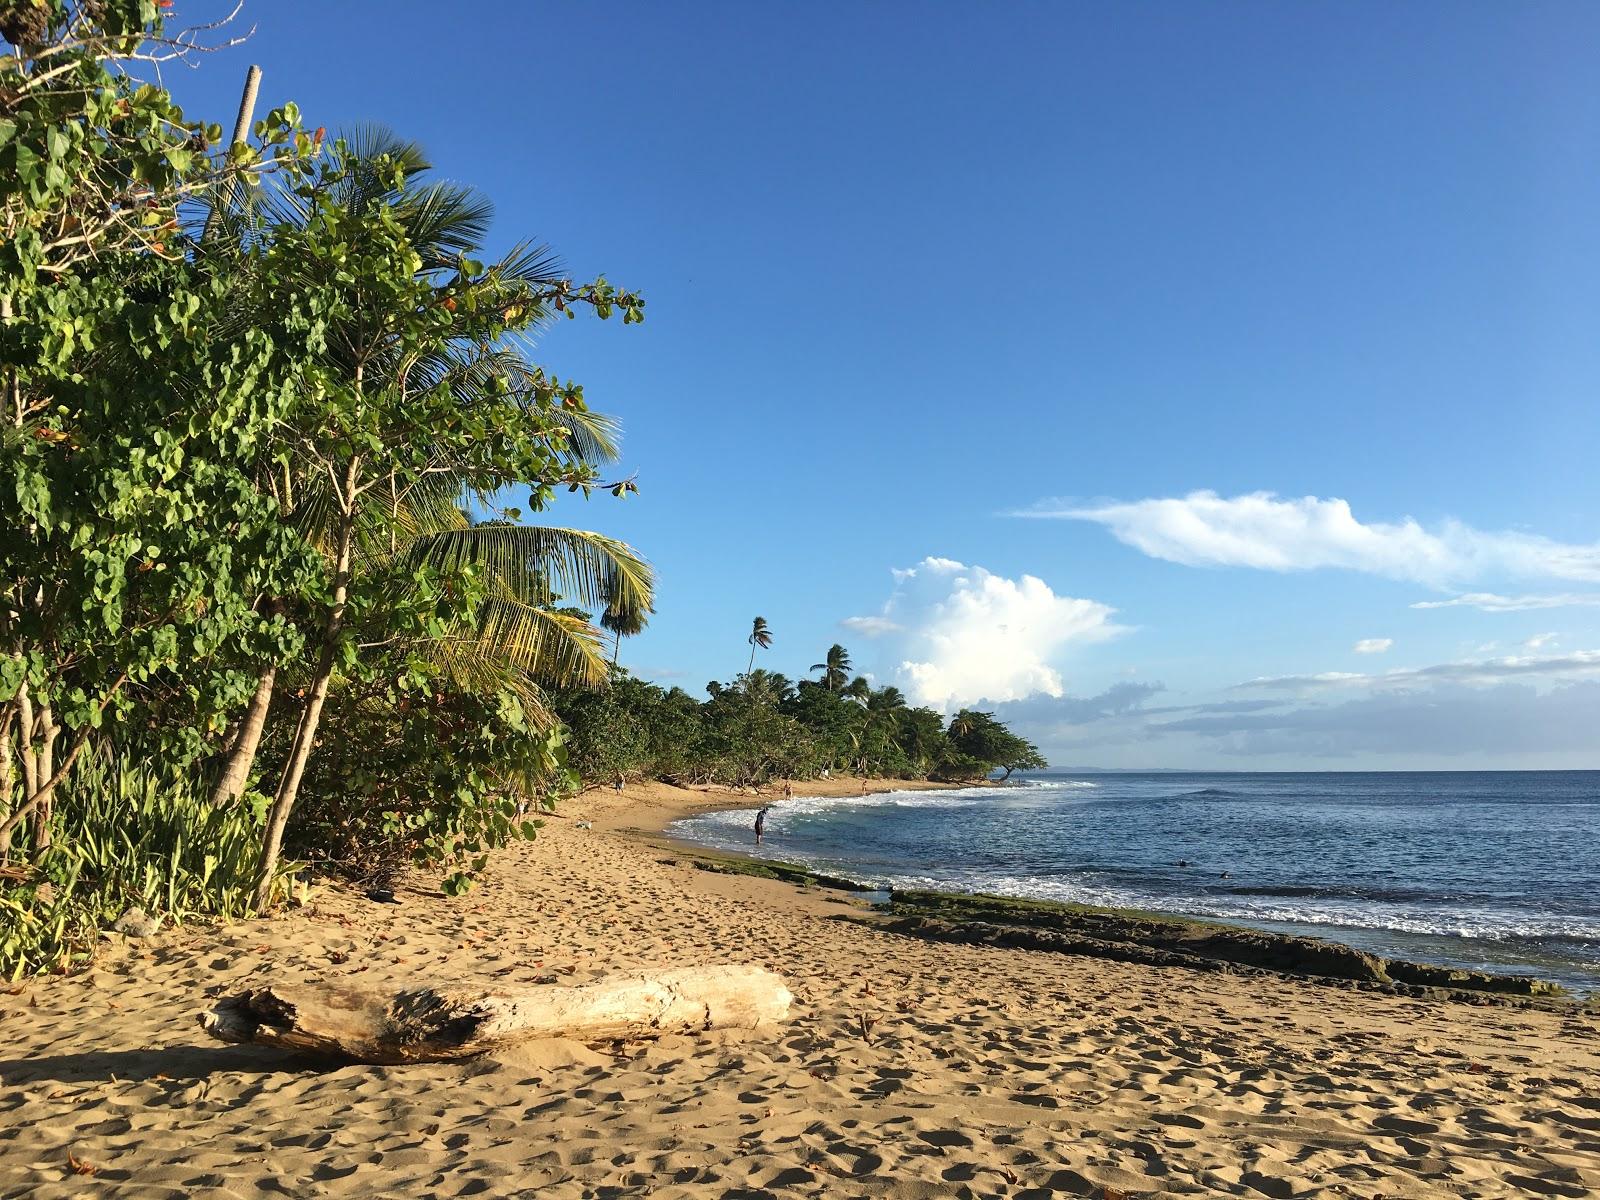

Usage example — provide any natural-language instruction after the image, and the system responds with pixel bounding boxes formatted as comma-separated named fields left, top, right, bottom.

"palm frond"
left=493, top=240, right=565, bottom=289
left=425, top=636, right=556, bottom=724
left=329, top=124, right=434, bottom=217
left=548, top=406, right=623, bottom=465
left=402, top=525, right=653, bottom=617
left=472, top=598, right=610, bottom=689
left=398, top=181, right=496, bottom=270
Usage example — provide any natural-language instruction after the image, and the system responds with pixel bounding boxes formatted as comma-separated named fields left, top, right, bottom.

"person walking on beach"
left=783, top=780, right=793, bottom=803
left=755, top=805, right=770, bottom=846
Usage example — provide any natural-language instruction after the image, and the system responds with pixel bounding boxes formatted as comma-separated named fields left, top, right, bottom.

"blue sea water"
left=668, top=771, right=1600, bottom=995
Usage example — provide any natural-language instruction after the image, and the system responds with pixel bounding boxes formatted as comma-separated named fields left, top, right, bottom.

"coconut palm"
left=207, top=145, right=650, bottom=809
left=810, top=644, right=853, bottom=692
left=601, top=597, right=651, bottom=667
left=201, top=128, right=654, bottom=905
left=746, top=616, right=773, bottom=673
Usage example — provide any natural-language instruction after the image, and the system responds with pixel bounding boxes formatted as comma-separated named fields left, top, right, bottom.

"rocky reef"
left=884, top=889, right=1574, bottom=1007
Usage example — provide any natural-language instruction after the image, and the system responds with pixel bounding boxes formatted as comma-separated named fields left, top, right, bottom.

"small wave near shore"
left=670, top=770, right=1600, bottom=994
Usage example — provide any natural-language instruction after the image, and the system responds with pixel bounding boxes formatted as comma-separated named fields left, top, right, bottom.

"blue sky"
left=167, top=2, right=1600, bottom=768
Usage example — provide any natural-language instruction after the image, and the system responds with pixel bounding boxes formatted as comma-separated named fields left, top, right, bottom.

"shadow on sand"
left=0, top=1042, right=314, bottom=1085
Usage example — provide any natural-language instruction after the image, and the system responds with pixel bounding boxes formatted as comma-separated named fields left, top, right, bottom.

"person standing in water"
left=754, top=805, right=770, bottom=846
left=783, top=779, right=794, bottom=803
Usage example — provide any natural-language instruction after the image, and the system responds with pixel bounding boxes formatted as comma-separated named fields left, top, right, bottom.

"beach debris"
left=66, top=1150, right=98, bottom=1176
left=111, top=907, right=161, bottom=938
left=201, top=963, right=794, bottom=1064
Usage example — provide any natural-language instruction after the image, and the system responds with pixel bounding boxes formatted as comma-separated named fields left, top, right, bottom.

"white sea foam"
left=666, top=778, right=1600, bottom=977
left=939, top=872, right=1600, bottom=943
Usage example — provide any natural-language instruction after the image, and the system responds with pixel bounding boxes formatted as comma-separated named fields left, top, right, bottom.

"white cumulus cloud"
left=1020, top=491, right=1600, bottom=587
left=844, top=557, right=1124, bottom=710
left=1353, top=638, right=1393, bottom=654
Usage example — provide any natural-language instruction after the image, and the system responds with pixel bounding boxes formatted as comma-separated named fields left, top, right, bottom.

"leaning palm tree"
left=746, top=616, right=773, bottom=673
left=810, top=644, right=853, bottom=692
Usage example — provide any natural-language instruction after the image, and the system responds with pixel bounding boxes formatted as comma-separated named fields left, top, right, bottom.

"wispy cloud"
left=1411, top=592, right=1600, bottom=612
left=972, top=674, right=1600, bottom=765
left=1150, top=681, right=1600, bottom=761
left=838, top=615, right=902, bottom=637
left=847, top=557, right=1125, bottom=710
left=1236, top=649, right=1600, bottom=691
left=1019, top=490, right=1600, bottom=587
left=1353, top=638, right=1393, bottom=654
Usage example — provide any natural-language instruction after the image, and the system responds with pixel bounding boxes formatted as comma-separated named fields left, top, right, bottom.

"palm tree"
left=204, top=128, right=654, bottom=906
left=601, top=600, right=651, bottom=667
left=746, top=616, right=772, bottom=673
left=869, top=685, right=907, bottom=714
left=843, top=675, right=871, bottom=703
left=810, top=643, right=853, bottom=692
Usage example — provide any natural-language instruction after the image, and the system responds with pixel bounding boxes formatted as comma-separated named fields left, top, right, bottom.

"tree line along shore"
left=553, top=633, right=1045, bottom=790
left=0, top=6, right=1040, bottom=979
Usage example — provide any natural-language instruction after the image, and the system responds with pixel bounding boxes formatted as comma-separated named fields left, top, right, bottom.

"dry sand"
left=2, top=777, right=1598, bottom=1198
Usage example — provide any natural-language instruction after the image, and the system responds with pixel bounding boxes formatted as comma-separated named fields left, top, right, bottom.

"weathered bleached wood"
left=200, top=964, right=792, bottom=1063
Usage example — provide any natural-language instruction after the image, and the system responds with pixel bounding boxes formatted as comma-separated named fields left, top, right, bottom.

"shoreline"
left=592, top=775, right=1587, bottom=1006
left=576, top=773, right=971, bottom=838
left=3, top=780, right=1597, bottom=1196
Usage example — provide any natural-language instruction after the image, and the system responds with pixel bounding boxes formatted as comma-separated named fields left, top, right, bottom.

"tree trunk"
left=252, top=466, right=358, bottom=911
left=16, top=683, right=36, bottom=803
left=201, top=65, right=262, bottom=244
left=30, top=701, right=58, bottom=854
left=0, top=698, right=15, bottom=856
left=201, top=964, right=792, bottom=1064
left=210, top=665, right=277, bottom=807
left=0, top=684, right=125, bottom=855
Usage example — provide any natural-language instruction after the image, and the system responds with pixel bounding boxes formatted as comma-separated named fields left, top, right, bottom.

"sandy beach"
left=2, top=778, right=1598, bottom=1199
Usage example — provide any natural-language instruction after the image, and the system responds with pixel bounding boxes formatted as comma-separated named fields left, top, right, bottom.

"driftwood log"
left=200, top=964, right=793, bottom=1064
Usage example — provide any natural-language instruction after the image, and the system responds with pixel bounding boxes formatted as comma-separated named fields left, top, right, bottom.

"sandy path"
left=2, top=781, right=1597, bottom=1198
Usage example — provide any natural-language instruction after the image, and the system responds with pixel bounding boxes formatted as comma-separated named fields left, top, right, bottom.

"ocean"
left=668, top=770, right=1600, bottom=995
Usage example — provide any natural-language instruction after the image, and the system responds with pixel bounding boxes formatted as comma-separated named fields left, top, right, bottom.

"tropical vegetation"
left=551, top=642, right=1046, bottom=790
left=0, top=4, right=1043, bottom=980
left=0, top=3, right=650, bottom=974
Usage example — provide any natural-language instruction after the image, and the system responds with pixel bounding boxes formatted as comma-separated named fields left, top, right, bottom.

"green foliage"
left=281, top=672, right=570, bottom=894
left=0, top=14, right=651, bottom=968
left=745, top=615, right=772, bottom=672
left=0, top=3, right=308, bottom=289
left=698, top=672, right=815, bottom=786
left=945, top=709, right=1048, bottom=780
left=552, top=647, right=1047, bottom=790
left=0, top=753, right=274, bottom=979
left=809, top=643, right=852, bottom=692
